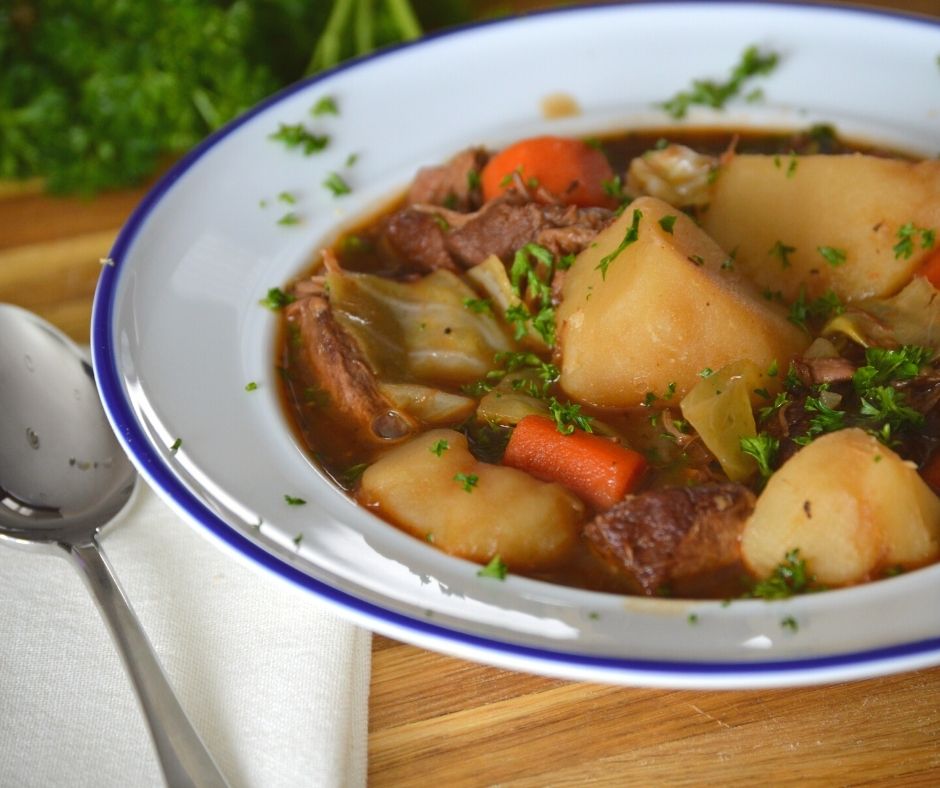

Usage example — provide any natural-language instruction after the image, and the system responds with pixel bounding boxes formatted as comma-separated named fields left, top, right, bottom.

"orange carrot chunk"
left=503, top=414, right=647, bottom=511
left=481, top=135, right=617, bottom=209
left=917, top=247, right=940, bottom=290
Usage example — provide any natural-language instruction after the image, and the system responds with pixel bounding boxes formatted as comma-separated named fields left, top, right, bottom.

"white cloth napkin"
left=0, top=480, right=371, bottom=788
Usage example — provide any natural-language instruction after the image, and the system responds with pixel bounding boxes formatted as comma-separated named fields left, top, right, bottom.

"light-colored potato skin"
left=358, top=429, right=583, bottom=570
left=741, top=428, right=940, bottom=586
left=557, top=195, right=809, bottom=408
left=701, top=154, right=940, bottom=302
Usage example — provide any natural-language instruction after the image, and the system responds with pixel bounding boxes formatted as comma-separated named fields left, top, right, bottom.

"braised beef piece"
left=584, top=483, right=755, bottom=596
left=407, top=147, right=488, bottom=211
left=380, top=194, right=614, bottom=273
left=284, top=280, right=416, bottom=445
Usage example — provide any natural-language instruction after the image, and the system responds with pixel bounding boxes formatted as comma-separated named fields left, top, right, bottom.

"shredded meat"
left=584, top=483, right=755, bottom=595
left=380, top=194, right=614, bottom=273
left=285, top=280, right=416, bottom=444
left=407, top=147, right=488, bottom=211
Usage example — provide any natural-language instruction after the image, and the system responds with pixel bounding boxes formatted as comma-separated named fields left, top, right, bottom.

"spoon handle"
left=66, top=538, right=230, bottom=788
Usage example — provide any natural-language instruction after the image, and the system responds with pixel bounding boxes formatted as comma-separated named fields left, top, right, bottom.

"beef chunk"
left=407, top=147, right=488, bottom=211
left=584, top=483, right=755, bottom=595
left=380, top=196, right=614, bottom=273
left=285, top=282, right=416, bottom=444
left=379, top=209, right=460, bottom=273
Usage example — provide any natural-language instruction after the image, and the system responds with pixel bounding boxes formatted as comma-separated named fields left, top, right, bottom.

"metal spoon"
left=0, top=303, right=229, bottom=788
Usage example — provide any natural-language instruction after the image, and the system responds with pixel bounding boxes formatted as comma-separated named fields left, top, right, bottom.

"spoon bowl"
left=0, top=303, right=229, bottom=788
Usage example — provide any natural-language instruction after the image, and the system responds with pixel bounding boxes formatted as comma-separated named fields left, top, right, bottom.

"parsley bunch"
left=1, top=0, right=471, bottom=194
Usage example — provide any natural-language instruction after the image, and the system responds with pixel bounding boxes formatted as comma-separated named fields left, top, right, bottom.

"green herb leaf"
left=454, top=472, right=479, bottom=492
left=817, top=245, right=847, bottom=267
left=284, top=494, right=307, bottom=506
left=596, top=209, right=642, bottom=279
left=477, top=555, right=508, bottom=580
left=323, top=171, right=351, bottom=196
left=430, top=439, right=449, bottom=457
left=660, top=46, right=780, bottom=119
left=259, top=287, right=295, bottom=310
left=270, top=124, right=329, bottom=155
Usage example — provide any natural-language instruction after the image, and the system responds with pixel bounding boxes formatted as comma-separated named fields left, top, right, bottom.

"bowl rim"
left=91, top=0, right=940, bottom=686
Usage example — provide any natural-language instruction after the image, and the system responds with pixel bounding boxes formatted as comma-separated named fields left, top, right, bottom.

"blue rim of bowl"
left=91, top=1, right=940, bottom=683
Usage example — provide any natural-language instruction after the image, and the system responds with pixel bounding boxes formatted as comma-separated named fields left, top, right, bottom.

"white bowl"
left=92, top=1, right=940, bottom=688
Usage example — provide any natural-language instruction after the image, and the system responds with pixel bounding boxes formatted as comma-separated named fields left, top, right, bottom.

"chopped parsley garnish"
left=454, top=472, right=479, bottom=492
left=477, top=555, right=508, bottom=580
left=430, top=439, right=449, bottom=457
left=260, top=287, right=295, bottom=311
left=507, top=243, right=559, bottom=346
left=658, top=215, right=677, bottom=234
left=596, top=209, right=642, bottom=279
left=769, top=240, right=796, bottom=268
left=787, top=287, right=843, bottom=331
left=169, top=438, right=182, bottom=454
left=749, top=549, right=814, bottom=599
left=323, top=171, right=351, bottom=196
left=339, top=463, right=369, bottom=487
left=739, top=433, right=779, bottom=481
left=277, top=191, right=296, bottom=204
left=853, top=345, right=931, bottom=391
left=462, top=297, right=493, bottom=314
left=817, top=245, right=847, bottom=267
left=780, top=616, right=799, bottom=632
left=311, top=96, right=338, bottom=116
left=277, top=212, right=301, bottom=226
left=269, top=123, right=329, bottom=155
left=548, top=397, right=594, bottom=435
left=698, top=367, right=714, bottom=378
left=467, top=169, right=481, bottom=190
left=245, top=381, right=258, bottom=392
left=892, top=222, right=936, bottom=260
left=660, top=46, right=780, bottom=119
left=293, top=533, right=304, bottom=548
left=284, top=494, right=307, bottom=506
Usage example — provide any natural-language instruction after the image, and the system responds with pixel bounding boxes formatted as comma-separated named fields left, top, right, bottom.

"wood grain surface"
left=2, top=2, right=939, bottom=785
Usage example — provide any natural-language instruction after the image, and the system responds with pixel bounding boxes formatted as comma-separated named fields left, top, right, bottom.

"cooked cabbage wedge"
left=327, top=268, right=513, bottom=386
left=680, top=360, right=777, bottom=482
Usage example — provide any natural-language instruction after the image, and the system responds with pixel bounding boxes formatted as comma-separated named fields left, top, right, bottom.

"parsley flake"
left=660, top=46, right=780, bottom=119
left=596, top=209, right=642, bottom=279
left=169, top=438, right=182, bottom=454
left=323, top=172, right=351, bottom=196
left=817, top=245, right=847, bottom=267
left=259, top=287, right=295, bottom=310
left=659, top=215, right=678, bottom=234
left=477, top=555, right=508, bottom=580
left=245, top=381, right=258, bottom=392
left=892, top=222, right=936, bottom=260
left=454, top=472, right=479, bottom=492
left=284, top=494, right=307, bottom=506
left=430, top=439, right=449, bottom=457
left=311, top=96, right=338, bottom=116
left=269, top=124, right=329, bottom=155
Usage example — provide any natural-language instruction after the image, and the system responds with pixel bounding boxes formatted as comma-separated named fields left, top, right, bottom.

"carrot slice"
left=503, top=414, right=647, bottom=510
left=917, top=247, right=940, bottom=289
left=481, top=135, right=617, bottom=208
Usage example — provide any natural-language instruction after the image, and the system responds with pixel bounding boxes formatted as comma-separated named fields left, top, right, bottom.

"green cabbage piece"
left=327, top=268, right=514, bottom=386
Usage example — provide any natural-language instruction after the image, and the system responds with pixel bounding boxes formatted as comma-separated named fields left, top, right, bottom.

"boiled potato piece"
left=557, top=195, right=808, bottom=408
left=358, top=429, right=583, bottom=570
left=701, top=154, right=940, bottom=302
left=741, top=428, right=940, bottom=586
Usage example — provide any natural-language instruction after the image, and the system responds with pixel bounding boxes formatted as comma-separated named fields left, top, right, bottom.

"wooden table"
left=3, top=1, right=939, bottom=784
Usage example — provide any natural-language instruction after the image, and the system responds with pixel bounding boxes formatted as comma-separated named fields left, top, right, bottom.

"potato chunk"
left=358, top=429, right=583, bottom=570
left=701, top=154, right=940, bottom=302
left=557, top=195, right=808, bottom=408
left=741, top=428, right=940, bottom=586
